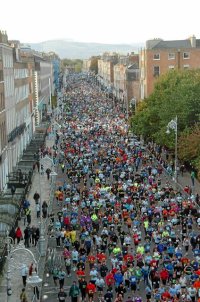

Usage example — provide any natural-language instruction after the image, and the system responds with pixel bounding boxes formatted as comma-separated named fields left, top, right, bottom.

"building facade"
left=0, top=31, right=55, bottom=190
left=0, top=31, right=8, bottom=190
left=82, top=59, right=91, bottom=72
left=34, top=55, right=53, bottom=125
left=0, top=32, right=15, bottom=190
left=140, top=36, right=200, bottom=98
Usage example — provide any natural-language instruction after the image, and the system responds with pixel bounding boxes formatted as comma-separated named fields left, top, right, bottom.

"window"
left=183, top=64, right=190, bottom=69
left=0, top=70, right=3, bottom=82
left=153, top=66, right=160, bottom=77
left=183, top=52, right=190, bottom=59
left=168, top=53, right=175, bottom=60
left=169, top=65, right=175, bottom=69
left=153, top=53, right=160, bottom=60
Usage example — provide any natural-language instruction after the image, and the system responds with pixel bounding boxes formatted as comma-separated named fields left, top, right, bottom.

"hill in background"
left=27, top=39, right=143, bottom=59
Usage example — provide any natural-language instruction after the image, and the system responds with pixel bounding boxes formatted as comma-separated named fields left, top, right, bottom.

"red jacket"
left=105, top=273, right=115, bottom=286
left=15, top=228, right=22, bottom=238
left=86, top=282, right=96, bottom=293
left=160, top=269, right=169, bottom=280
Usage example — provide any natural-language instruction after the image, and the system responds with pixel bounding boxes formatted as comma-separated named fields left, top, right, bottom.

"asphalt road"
left=40, top=80, right=199, bottom=302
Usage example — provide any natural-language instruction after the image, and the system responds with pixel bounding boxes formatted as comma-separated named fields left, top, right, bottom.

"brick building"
left=140, top=35, right=200, bottom=98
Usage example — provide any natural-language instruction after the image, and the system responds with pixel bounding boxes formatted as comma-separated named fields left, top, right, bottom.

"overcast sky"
left=1, top=0, right=199, bottom=44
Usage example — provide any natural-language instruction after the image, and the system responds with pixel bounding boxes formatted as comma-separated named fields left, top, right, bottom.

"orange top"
left=193, top=280, right=200, bottom=289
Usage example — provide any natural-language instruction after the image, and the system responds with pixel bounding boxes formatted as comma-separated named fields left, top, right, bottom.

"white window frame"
left=153, top=53, right=160, bottom=60
left=183, top=52, right=190, bottom=59
left=183, top=64, right=190, bottom=69
left=169, top=65, right=175, bottom=70
left=153, top=65, right=160, bottom=77
left=168, top=53, right=175, bottom=60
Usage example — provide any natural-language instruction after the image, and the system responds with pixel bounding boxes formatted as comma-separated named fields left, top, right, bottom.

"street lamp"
left=6, top=231, right=42, bottom=301
left=166, top=116, right=178, bottom=187
left=6, top=231, right=13, bottom=299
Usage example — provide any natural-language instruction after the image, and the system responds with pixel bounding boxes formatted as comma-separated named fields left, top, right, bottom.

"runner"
left=48, top=74, right=200, bottom=302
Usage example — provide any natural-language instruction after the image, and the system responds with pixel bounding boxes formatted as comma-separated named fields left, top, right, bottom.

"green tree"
left=89, top=56, right=100, bottom=74
left=61, top=58, right=83, bottom=73
left=131, top=69, right=200, bottom=148
left=178, top=124, right=200, bottom=179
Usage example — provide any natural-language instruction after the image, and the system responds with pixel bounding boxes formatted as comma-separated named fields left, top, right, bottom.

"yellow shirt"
left=70, top=230, right=76, bottom=243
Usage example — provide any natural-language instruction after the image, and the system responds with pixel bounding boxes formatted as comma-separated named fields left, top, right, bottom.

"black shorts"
left=131, top=284, right=136, bottom=291
left=97, top=286, right=103, bottom=292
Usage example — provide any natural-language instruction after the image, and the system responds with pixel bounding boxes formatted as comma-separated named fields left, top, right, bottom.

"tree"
left=89, top=56, right=99, bottom=74
left=61, top=58, right=83, bottom=73
left=131, top=69, right=200, bottom=148
left=178, top=124, right=200, bottom=178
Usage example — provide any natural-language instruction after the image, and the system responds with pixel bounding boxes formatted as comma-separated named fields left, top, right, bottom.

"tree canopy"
left=89, top=56, right=100, bottom=74
left=131, top=69, right=200, bottom=175
left=61, top=58, right=83, bottom=72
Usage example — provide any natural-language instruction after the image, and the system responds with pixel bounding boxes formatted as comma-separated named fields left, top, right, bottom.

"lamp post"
left=166, top=116, right=178, bottom=187
left=6, top=231, right=42, bottom=301
left=6, top=231, right=13, bottom=300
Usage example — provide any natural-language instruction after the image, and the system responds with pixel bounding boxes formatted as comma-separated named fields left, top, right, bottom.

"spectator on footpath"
left=40, top=164, right=44, bottom=175
left=11, top=185, right=16, bottom=197
left=33, top=191, right=40, bottom=204
left=42, top=200, right=48, bottom=218
left=33, top=286, right=40, bottom=301
left=29, top=262, right=37, bottom=276
left=36, top=203, right=40, bottom=218
left=46, top=168, right=51, bottom=180
left=191, top=170, right=195, bottom=187
left=25, top=207, right=31, bottom=225
left=9, top=226, right=16, bottom=244
left=15, top=226, right=23, bottom=244
left=36, top=161, right=40, bottom=172
left=24, top=226, right=31, bottom=248
left=21, top=264, right=28, bottom=287
left=20, top=288, right=28, bottom=302
left=180, top=164, right=185, bottom=176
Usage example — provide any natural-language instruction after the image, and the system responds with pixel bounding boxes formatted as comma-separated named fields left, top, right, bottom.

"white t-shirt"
left=72, top=250, right=79, bottom=261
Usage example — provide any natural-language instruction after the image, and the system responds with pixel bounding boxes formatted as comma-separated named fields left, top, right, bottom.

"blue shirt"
left=129, top=275, right=137, bottom=285
left=114, top=273, right=123, bottom=285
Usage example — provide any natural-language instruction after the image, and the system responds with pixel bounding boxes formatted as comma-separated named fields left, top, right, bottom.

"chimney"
left=0, top=30, right=8, bottom=44
left=190, top=35, right=196, bottom=48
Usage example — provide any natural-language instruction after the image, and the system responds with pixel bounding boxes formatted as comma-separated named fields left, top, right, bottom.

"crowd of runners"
left=49, top=74, right=200, bottom=302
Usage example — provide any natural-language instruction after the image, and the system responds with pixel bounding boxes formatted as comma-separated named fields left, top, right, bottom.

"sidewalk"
left=146, top=143, right=200, bottom=199
left=0, top=137, right=54, bottom=302
left=175, top=170, right=200, bottom=199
